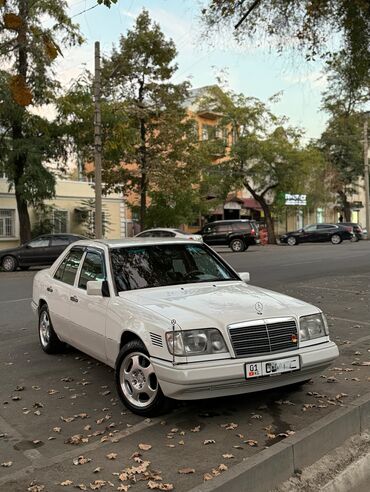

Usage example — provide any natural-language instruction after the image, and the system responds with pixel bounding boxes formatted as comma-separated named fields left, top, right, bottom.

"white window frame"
left=0, top=209, right=16, bottom=239
left=52, top=209, right=68, bottom=234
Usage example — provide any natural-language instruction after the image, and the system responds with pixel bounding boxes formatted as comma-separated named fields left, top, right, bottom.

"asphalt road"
left=0, top=241, right=369, bottom=492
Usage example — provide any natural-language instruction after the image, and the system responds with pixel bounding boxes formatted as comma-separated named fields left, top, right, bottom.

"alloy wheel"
left=120, top=352, right=158, bottom=409
left=2, top=256, right=16, bottom=272
left=39, top=310, right=51, bottom=348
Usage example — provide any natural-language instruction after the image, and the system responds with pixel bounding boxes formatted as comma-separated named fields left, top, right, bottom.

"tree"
left=0, top=1, right=114, bottom=243
left=202, top=0, right=370, bottom=93
left=58, top=10, right=216, bottom=230
left=205, top=88, right=325, bottom=243
left=319, top=57, right=365, bottom=221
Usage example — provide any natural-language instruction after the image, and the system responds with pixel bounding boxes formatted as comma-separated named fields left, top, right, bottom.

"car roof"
left=72, top=238, right=200, bottom=249
left=205, top=219, right=252, bottom=225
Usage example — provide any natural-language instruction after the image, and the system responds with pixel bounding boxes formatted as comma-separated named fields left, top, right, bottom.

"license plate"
left=245, top=356, right=300, bottom=378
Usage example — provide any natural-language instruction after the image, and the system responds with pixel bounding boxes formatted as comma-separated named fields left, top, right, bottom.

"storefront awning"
left=242, top=198, right=263, bottom=210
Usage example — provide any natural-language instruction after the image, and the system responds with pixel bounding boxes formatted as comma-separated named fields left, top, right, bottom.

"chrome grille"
left=229, top=318, right=298, bottom=357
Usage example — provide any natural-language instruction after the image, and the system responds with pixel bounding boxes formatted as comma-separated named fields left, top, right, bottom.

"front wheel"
left=1, top=255, right=17, bottom=272
left=331, top=234, right=342, bottom=245
left=287, top=236, right=297, bottom=246
left=115, top=340, right=170, bottom=417
left=230, top=238, right=246, bottom=252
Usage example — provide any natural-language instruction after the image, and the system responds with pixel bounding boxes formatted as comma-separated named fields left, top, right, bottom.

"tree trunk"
left=140, top=170, right=147, bottom=230
left=244, top=181, right=277, bottom=244
left=13, top=0, right=31, bottom=243
left=261, top=202, right=277, bottom=244
left=138, top=77, right=147, bottom=230
left=338, top=190, right=351, bottom=222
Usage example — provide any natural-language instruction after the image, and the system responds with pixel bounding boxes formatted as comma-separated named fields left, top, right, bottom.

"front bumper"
left=151, top=341, right=339, bottom=400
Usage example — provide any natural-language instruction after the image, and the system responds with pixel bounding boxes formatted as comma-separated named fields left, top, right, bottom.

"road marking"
left=329, top=316, right=370, bottom=327
left=0, top=297, right=31, bottom=304
left=297, top=286, right=368, bottom=295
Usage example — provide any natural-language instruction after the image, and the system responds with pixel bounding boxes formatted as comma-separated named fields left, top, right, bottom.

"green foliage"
left=58, top=10, right=217, bottom=229
left=203, top=0, right=370, bottom=93
left=31, top=204, right=55, bottom=238
left=77, top=199, right=111, bottom=239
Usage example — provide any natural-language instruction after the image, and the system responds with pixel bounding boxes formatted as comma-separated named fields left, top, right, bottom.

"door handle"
left=47, top=287, right=53, bottom=293
left=70, top=295, right=78, bottom=303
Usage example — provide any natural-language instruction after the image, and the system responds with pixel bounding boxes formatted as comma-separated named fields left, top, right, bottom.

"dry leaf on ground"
left=139, top=443, right=152, bottom=451
left=178, top=467, right=195, bottom=474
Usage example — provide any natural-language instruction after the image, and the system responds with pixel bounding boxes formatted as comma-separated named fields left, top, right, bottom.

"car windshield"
left=110, top=243, right=238, bottom=292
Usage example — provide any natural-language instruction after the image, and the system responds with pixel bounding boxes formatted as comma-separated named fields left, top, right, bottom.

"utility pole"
left=364, top=115, right=370, bottom=238
left=94, top=41, right=103, bottom=239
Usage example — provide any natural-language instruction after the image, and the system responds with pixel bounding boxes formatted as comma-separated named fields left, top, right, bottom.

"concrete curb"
left=187, top=392, right=370, bottom=492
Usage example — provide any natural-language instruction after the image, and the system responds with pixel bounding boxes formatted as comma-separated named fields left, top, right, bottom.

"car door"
left=46, top=247, right=85, bottom=341
left=301, top=224, right=318, bottom=243
left=201, top=224, right=217, bottom=245
left=68, top=248, right=109, bottom=362
left=214, top=224, right=232, bottom=244
left=49, top=236, right=72, bottom=263
left=316, top=224, right=334, bottom=241
left=19, top=236, right=51, bottom=266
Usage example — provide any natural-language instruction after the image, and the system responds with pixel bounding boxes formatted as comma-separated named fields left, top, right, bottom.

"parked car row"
left=0, top=221, right=366, bottom=272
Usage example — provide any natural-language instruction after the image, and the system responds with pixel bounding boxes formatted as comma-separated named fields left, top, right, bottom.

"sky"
left=60, top=0, right=330, bottom=141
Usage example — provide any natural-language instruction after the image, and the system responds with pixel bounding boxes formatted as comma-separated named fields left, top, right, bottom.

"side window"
left=159, top=231, right=175, bottom=237
left=305, top=225, right=317, bottom=232
left=203, top=226, right=213, bottom=234
left=28, top=237, right=50, bottom=248
left=138, top=231, right=151, bottom=237
left=54, top=249, right=84, bottom=285
left=78, top=252, right=105, bottom=290
left=317, top=224, right=332, bottom=229
left=51, top=236, right=70, bottom=246
left=215, top=224, right=231, bottom=233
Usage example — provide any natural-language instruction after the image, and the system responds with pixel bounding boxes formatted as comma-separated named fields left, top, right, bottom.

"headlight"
left=166, top=329, right=228, bottom=356
left=299, top=313, right=328, bottom=342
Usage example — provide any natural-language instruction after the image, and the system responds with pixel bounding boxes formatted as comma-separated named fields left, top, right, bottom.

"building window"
left=0, top=209, right=15, bottom=237
left=88, top=210, right=107, bottom=237
left=316, top=208, right=324, bottom=223
left=52, top=210, right=68, bottom=233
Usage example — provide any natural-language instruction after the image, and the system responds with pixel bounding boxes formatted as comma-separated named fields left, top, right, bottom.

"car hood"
left=119, top=281, right=319, bottom=330
left=0, top=246, right=23, bottom=257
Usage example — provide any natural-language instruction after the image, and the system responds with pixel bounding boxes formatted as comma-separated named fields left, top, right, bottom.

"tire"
left=331, top=234, right=342, bottom=245
left=115, top=339, right=170, bottom=417
left=38, top=304, right=65, bottom=354
left=230, top=238, right=246, bottom=252
left=351, top=236, right=359, bottom=242
left=1, top=255, right=17, bottom=272
left=287, top=236, right=297, bottom=246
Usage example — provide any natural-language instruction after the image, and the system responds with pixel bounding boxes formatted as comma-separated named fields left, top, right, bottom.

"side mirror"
left=86, top=280, right=103, bottom=296
left=239, top=272, right=250, bottom=283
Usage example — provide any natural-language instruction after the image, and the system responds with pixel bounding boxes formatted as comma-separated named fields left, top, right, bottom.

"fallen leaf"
left=1, top=461, right=13, bottom=467
left=93, top=467, right=102, bottom=473
left=53, top=427, right=61, bottom=433
left=139, top=443, right=152, bottom=451
left=203, top=473, right=213, bottom=481
left=27, top=484, right=45, bottom=492
left=178, top=467, right=195, bottom=474
left=221, top=422, right=238, bottom=430
left=117, top=485, right=131, bottom=492
left=89, top=480, right=106, bottom=490
left=60, top=481, right=73, bottom=486
left=106, top=452, right=117, bottom=460
left=73, top=455, right=91, bottom=466
left=203, top=439, right=216, bottom=445
left=191, top=426, right=200, bottom=432
left=222, top=453, right=234, bottom=459
left=244, top=440, right=258, bottom=447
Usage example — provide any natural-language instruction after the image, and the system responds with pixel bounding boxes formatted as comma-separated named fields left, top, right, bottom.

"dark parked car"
left=198, top=219, right=259, bottom=252
left=280, top=223, right=353, bottom=246
left=337, top=222, right=367, bottom=241
left=0, top=234, right=85, bottom=272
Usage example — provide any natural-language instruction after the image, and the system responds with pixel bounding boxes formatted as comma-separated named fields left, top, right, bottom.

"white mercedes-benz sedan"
left=32, top=239, right=339, bottom=416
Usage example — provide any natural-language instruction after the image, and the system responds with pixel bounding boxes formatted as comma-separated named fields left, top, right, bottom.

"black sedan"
left=280, top=223, right=354, bottom=246
left=0, top=234, right=85, bottom=272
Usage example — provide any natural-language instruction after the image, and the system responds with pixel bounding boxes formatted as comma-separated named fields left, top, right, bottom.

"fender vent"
left=150, top=332, right=163, bottom=348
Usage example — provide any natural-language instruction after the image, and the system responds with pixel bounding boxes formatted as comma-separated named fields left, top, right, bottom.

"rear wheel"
left=230, top=238, right=246, bottom=252
left=115, top=340, right=170, bottom=417
left=38, top=305, right=65, bottom=354
left=1, top=255, right=17, bottom=272
left=287, top=236, right=297, bottom=246
left=331, top=234, right=342, bottom=245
